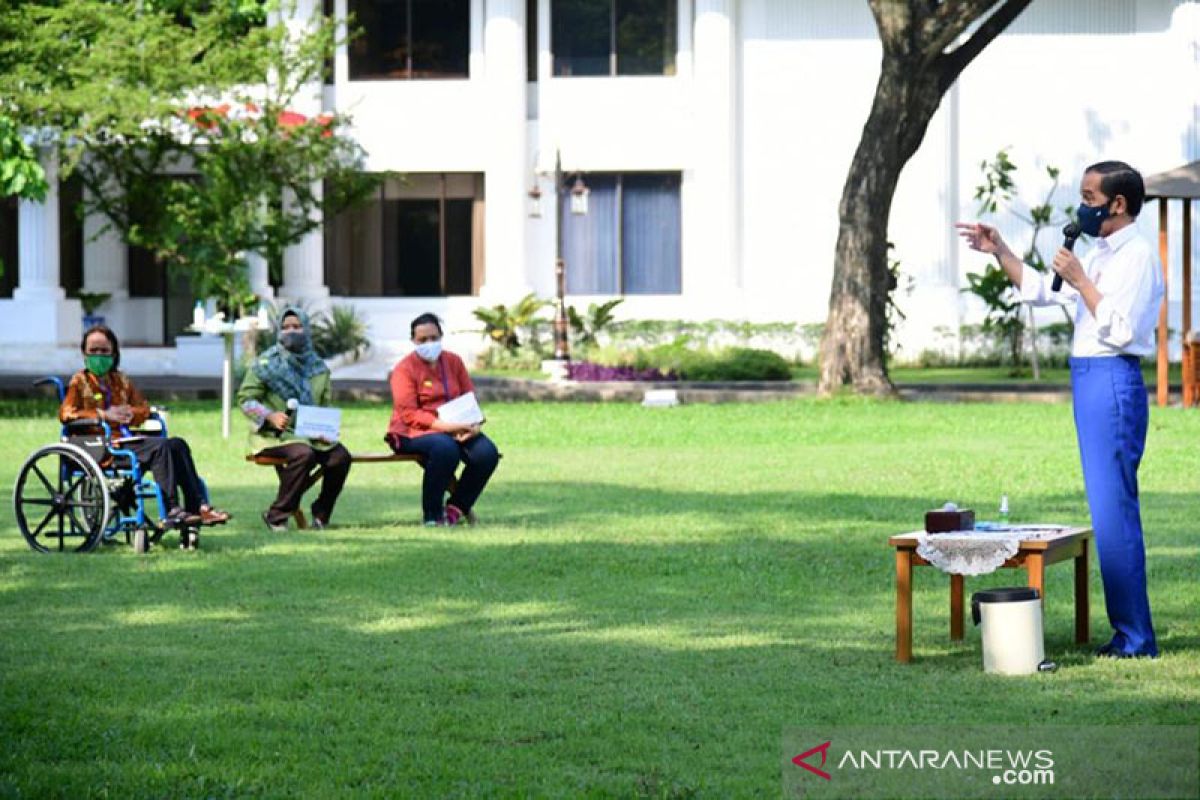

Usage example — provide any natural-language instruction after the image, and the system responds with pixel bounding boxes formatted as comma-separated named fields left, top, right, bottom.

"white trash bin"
left=971, top=587, right=1046, bottom=675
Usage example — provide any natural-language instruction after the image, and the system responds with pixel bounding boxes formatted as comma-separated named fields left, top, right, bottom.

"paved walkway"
left=0, top=373, right=1182, bottom=404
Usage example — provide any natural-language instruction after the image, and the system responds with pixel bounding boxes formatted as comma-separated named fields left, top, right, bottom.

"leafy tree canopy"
left=0, top=0, right=381, bottom=311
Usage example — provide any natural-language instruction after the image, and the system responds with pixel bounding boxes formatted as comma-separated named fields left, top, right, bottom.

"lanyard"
left=92, top=374, right=131, bottom=438
left=438, top=358, right=452, bottom=400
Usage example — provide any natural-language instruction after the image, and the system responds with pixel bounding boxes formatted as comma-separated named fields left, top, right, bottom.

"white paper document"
left=437, top=391, right=484, bottom=425
left=294, top=405, right=342, bottom=441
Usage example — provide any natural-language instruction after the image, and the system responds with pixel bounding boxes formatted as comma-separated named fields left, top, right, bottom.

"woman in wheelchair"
left=237, top=306, right=350, bottom=532
left=60, top=326, right=231, bottom=539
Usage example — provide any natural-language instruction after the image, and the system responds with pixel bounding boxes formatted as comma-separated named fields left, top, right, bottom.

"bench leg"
left=950, top=573, right=964, bottom=641
left=896, top=549, right=913, bottom=663
left=1075, top=538, right=1090, bottom=644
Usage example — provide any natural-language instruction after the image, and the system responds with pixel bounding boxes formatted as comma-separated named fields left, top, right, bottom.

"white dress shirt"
left=1020, top=222, right=1163, bottom=357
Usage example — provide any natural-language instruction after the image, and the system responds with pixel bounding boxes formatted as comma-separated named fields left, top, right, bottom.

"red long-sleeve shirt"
left=387, top=351, right=475, bottom=439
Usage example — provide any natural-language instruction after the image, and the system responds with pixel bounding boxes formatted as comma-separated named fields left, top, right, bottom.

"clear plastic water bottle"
left=998, top=494, right=1010, bottom=526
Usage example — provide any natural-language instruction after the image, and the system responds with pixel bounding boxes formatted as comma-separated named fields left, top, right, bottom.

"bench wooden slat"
left=244, top=448, right=484, bottom=530
left=246, top=452, right=425, bottom=466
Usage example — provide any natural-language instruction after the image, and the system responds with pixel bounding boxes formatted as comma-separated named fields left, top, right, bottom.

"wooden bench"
left=245, top=451, right=457, bottom=528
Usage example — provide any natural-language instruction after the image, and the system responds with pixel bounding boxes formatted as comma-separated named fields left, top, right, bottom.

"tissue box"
left=924, top=509, right=975, bottom=533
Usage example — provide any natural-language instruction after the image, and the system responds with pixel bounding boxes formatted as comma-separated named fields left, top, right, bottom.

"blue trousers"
left=1071, top=355, right=1157, bottom=657
left=392, top=432, right=500, bottom=523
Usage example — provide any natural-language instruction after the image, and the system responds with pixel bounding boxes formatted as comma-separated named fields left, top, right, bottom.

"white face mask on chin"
left=415, top=341, right=443, bottom=362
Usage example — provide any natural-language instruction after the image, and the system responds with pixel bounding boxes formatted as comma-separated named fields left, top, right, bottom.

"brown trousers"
left=258, top=442, right=351, bottom=525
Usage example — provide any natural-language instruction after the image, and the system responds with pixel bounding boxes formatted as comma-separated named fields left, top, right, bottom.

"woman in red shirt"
left=386, top=313, right=500, bottom=526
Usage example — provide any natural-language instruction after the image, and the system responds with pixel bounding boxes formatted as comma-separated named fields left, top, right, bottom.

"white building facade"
left=1, top=0, right=1198, bottom=370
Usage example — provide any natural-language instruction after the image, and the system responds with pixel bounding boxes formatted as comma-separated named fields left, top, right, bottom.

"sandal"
left=199, top=506, right=231, bottom=526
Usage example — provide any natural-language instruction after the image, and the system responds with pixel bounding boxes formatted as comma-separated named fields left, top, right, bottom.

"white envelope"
left=294, top=405, right=342, bottom=441
left=436, top=391, right=484, bottom=425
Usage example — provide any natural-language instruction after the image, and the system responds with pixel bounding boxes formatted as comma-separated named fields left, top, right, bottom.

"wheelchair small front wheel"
left=133, top=528, right=148, bottom=554
left=13, top=443, right=112, bottom=553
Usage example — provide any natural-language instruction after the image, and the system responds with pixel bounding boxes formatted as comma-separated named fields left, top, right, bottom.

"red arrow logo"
left=792, top=741, right=832, bottom=780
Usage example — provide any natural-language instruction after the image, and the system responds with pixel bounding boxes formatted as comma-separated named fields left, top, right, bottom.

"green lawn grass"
left=0, top=398, right=1197, bottom=797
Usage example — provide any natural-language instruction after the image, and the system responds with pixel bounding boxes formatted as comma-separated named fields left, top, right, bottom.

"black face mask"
left=279, top=330, right=308, bottom=353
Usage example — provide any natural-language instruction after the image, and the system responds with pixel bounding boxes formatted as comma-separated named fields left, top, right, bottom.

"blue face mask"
left=1075, top=201, right=1111, bottom=237
left=415, top=341, right=442, bottom=362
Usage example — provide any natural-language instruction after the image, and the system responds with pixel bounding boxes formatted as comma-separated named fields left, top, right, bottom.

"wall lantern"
left=570, top=175, right=589, bottom=215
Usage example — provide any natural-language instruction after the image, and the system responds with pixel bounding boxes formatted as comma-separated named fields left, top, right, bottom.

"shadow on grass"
left=1, top=489, right=1197, bottom=796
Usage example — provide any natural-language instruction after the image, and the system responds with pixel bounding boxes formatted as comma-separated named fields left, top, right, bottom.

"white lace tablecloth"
left=911, top=524, right=1072, bottom=576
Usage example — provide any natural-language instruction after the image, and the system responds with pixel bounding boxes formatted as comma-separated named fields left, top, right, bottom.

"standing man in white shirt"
left=957, top=161, right=1163, bottom=659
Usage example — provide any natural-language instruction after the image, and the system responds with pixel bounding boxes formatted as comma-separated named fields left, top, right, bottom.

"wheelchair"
left=12, top=377, right=207, bottom=553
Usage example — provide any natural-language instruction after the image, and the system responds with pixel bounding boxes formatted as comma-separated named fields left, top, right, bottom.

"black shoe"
left=261, top=511, right=288, bottom=533
left=1095, top=642, right=1132, bottom=659
left=310, top=506, right=329, bottom=530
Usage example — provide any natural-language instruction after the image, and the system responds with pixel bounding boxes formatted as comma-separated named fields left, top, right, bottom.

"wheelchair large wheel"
left=13, top=443, right=112, bottom=553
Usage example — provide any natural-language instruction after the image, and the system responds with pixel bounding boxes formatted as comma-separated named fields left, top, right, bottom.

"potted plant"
left=78, top=291, right=111, bottom=328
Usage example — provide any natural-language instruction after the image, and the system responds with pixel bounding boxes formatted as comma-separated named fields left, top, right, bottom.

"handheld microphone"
left=1052, top=222, right=1082, bottom=292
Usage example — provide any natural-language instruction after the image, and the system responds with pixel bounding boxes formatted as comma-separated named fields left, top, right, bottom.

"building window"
left=348, top=0, right=470, bottom=80
left=552, top=0, right=676, bottom=76
left=325, top=173, right=484, bottom=297
left=562, top=172, right=680, bottom=295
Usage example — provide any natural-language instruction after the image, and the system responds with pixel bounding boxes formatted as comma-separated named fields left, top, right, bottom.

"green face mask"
left=85, top=354, right=114, bottom=377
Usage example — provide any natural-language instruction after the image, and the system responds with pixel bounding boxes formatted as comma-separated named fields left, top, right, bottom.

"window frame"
left=552, top=0, right=677, bottom=78
left=347, top=0, right=470, bottom=81
left=561, top=171, right=681, bottom=296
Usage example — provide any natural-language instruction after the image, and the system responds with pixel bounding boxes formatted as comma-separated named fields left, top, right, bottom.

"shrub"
left=570, top=342, right=792, bottom=382
left=472, top=293, right=551, bottom=354
left=677, top=348, right=792, bottom=381
left=312, top=304, right=371, bottom=362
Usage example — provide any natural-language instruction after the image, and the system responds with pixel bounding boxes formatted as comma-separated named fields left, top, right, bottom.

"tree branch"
left=937, top=0, right=1034, bottom=91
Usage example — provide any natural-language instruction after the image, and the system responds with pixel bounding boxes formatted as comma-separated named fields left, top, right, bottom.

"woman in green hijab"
left=237, top=307, right=351, bottom=531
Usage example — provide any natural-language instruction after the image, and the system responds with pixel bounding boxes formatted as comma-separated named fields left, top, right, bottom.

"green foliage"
left=472, top=293, right=551, bottom=354
left=76, top=291, right=111, bottom=316
left=678, top=348, right=792, bottom=381
left=590, top=338, right=793, bottom=381
left=883, top=242, right=912, bottom=367
left=0, top=117, right=47, bottom=202
left=474, top=345, right=546, bottom=372
left=567, top=298, right=623, bottom=350
left=251, top=300, right=370, bottom=361
left=0, top=0, right=382, bottom=311
left=311, top=304, right=370, bottom=362
left=963, top=265, right=1026, bottom=368
left=964, top=149, right=1073, bottom=372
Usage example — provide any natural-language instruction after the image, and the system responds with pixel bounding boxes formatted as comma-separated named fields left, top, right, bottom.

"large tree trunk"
left=818, top=63, right=943, bottom=395
left=817, top=0, right=1034, bottom=396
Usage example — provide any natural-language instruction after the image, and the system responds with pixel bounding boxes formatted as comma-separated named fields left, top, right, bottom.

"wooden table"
left=888, top=527, right=1092, bottom=663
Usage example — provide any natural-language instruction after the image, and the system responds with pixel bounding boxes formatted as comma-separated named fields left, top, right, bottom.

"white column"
left=479, top=0, right=530, bottom=300
left=691, top=0, right=740, bottom=306
left=279, top=0, right=330, bottom=306
left=0, top=151, right=82, bottom=346
left=247, top=251, right=274, bottom=301
left=281, top=196, right=330, bottom=304
left=14, top=154, right=63, bottom=303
